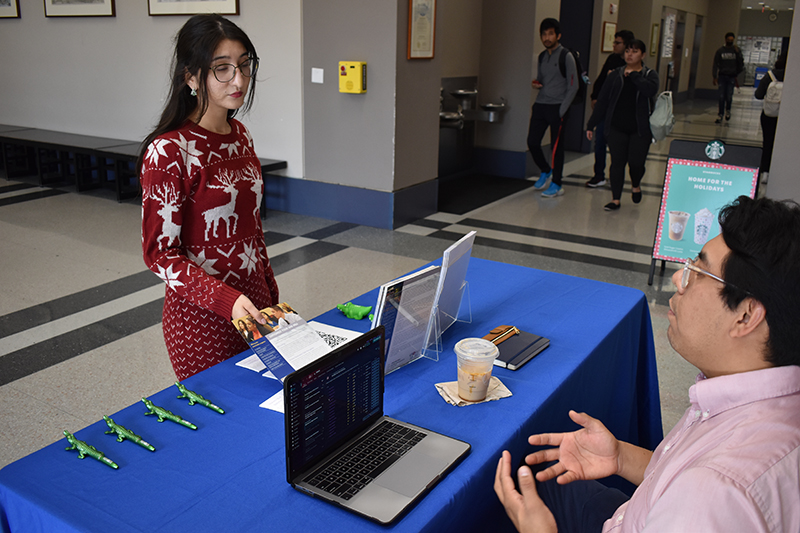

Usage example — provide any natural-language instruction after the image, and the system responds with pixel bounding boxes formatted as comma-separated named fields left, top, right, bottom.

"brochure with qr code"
left=233, top=302, right=340, bottom=381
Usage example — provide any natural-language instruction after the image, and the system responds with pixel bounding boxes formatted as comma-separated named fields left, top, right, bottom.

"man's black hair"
left=725, top=32, right=736, bottom=40
left=718, top=196, right=800, bottom=367
left=540, top=18, right=560, bottom=36
left=626, top=38, right=646, bottom=55
left=615, top=30, right=635, bottom=47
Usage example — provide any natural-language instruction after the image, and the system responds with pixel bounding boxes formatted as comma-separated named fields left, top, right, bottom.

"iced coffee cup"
left=694, top=208, right=714, bottom=245
left=455, top=337, right=498, bottom=402
left=668, top=211, right=690, bottom=241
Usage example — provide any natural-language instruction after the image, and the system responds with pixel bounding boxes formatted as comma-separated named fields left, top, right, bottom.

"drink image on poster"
left=694, top=207, right=714, bottom=245
left=668, top=211, right=690, bottom=241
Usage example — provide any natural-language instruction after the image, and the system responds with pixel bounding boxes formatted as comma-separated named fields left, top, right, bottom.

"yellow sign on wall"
left=338, top=61, right=367, bottom=94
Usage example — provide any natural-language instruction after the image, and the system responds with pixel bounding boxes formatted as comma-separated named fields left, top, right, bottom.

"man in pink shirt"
left=495, top=195, right=800, bottom=532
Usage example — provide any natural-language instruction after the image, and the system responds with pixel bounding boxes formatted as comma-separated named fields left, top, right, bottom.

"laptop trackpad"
left=374, top=452, right=448, bottom=497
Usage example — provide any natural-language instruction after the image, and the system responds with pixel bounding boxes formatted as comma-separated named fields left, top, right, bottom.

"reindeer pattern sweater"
left=141, top=119, right=279, bottom=379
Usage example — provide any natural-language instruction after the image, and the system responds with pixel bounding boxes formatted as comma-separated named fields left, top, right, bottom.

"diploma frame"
left=148, top=0, right=239, bottom=16
left=408, top=0, right=436, bottom=59
left=44, top=0, right=114, bottom=17
left=0, top=0, right=20, bottom=18
left=601, top=21, right=617, bottom=53
left=650, top=23, right=659, bottom=56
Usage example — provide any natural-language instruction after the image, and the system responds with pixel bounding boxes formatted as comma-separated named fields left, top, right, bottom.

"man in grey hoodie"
left=528, top=18, right=579, bottom=198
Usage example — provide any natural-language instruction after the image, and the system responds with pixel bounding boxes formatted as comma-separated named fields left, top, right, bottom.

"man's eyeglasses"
left=679, top=256, right=750, bottom=295
left=211, top=57, right=258, bottom=83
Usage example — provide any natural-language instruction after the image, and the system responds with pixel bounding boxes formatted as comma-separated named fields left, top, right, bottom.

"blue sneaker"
left=541, top=182, right=564, bottom=198
left=533, top=170, right=552, bottom=190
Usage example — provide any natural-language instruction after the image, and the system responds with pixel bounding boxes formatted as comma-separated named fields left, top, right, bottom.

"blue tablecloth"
left=0, top=258, right=661, bottom=532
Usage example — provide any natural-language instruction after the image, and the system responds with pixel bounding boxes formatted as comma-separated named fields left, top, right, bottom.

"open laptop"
left=283, top=326, right=471, bottom=525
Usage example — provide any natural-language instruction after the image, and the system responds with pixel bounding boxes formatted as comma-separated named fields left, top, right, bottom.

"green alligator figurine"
left=336, top=302, right=373, bottom=320
left=103, top=415, right=156, bottom=451
left=64, top=430, right=119, bottom=469
left=141, top=398, right=197, bottom=430
left=175, top=382, right=225, bottom=414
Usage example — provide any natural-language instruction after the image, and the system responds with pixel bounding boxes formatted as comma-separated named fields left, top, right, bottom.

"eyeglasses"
left=210, top=56, right=258, bottom=83
left=679, top=256, right=750, bottom=295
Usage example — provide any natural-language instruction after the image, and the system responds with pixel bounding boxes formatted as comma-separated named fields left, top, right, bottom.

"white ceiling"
left=741, top=0, right=795, bottom=11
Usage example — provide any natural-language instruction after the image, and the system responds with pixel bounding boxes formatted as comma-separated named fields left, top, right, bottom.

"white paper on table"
left=259, top=389, right=284, bottom=413
left=236, top=354, right=266, bottom=372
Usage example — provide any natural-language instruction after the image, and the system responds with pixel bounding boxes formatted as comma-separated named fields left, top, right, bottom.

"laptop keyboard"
left=305, top=420, right=426, bottom=500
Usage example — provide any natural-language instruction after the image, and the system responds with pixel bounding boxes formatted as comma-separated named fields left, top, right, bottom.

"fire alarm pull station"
left=339, top=61, right=367, bottom=94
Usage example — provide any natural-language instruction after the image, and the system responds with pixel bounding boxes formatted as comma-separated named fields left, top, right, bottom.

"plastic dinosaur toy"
left=337, top=302, right=373, bottom=320
left=141, top=398, right=197, bottom=430
left=64, top=430, right=119, bottom=469
left=175, top=382, right=225, bottom=414
left=103, top=415, right=156, bottom=451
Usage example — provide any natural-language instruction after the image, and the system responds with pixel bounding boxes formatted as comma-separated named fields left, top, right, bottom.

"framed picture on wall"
left=408, top=0, right=436, bottom=59
left=601, top=22, right=617, bottom=53
left=650, top=23, right=659, bottom=56
left=148, top=0, right=239, bottom=16
left=0, top=0, right=21, bottom=19
left=44, top=0, right=115, bottom=17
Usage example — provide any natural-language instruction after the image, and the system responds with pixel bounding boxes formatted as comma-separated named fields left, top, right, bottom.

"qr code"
left=317, top=331, right=349, bottom=349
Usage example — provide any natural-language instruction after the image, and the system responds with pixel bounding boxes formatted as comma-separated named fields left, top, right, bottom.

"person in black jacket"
left=754, top=53, right=786, bottom=184
left=586, top=39, right=659, bottom=211
left=712, top=32, right=744, bottom=123
left=586, top=29, right=634, bottom=188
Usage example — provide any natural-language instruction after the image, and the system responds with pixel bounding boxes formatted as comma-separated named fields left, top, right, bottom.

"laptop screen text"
left=287, top=334, right=382, bottom=475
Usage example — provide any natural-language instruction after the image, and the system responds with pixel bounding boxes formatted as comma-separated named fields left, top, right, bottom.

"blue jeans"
left=718, top=74, right=736, bottom=115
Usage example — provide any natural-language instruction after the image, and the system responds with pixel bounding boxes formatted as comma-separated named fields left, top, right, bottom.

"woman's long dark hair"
left=137, top=14, right=258, bottom=175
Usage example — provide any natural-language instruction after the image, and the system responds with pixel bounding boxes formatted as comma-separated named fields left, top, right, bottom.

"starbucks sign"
left=705, top=140, right=725, bottom=160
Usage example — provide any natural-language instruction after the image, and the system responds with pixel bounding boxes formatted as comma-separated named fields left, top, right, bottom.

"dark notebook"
left=492, top=330, right=550, bottom=370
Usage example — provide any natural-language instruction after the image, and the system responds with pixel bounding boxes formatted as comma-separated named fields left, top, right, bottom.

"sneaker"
left=715, top=115, right=723, bottom=124
left=604, top=201, right=620, bottom=211
left=725, top=112, right=731, bottom=121
left=541, top=182, right=564, bottom=198
left=585, top=176, right=607, bottom=188
left=533, top=170, right=552, bottom=190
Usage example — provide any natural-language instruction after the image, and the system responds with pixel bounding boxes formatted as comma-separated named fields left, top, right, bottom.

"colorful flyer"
left=654, top=158, right=757, bottom=262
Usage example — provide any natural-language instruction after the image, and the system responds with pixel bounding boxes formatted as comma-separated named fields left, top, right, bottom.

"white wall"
left=766, top=0, right=800, bottom=203
left=0, top=0, right=303, bottom=177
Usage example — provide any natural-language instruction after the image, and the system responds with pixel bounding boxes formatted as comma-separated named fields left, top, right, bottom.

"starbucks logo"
left=705, top=140, right=725, bottom=160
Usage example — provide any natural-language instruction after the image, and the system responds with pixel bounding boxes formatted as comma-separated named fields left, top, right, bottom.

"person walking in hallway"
left=712, top=32, right=744, bottom=124
left=585, top=29, right=634, bottom=189
left=754, top=53, right=786, bottom=184
left=528, top=18, right=579, bottom=198
left=585, top=40, right=658, bottom=211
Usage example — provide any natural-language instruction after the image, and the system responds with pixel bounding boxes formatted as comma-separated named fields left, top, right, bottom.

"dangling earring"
left=190, top=87, right=197, bottom=97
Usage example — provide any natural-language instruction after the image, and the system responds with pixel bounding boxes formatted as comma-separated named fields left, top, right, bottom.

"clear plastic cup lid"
left=455, top=337, right=499, bottom=361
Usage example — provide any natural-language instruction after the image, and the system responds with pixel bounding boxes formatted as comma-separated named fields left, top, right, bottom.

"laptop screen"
left=285, top=327, right=385, bottom=480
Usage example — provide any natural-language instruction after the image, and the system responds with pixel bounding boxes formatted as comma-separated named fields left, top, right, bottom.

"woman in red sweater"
left=138, top=15, right=279, bottom=380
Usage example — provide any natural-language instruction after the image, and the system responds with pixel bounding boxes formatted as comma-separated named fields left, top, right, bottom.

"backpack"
left=649, top=91, right=675, bottom=141
left=763, top=70, right=782, bottom=117
left=538, top=47, right=589, bottom=102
